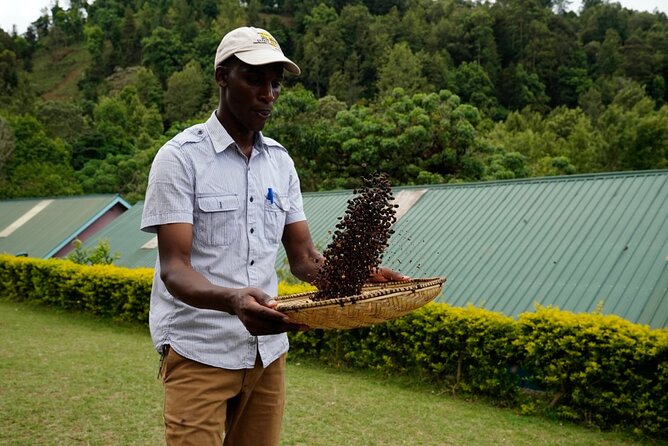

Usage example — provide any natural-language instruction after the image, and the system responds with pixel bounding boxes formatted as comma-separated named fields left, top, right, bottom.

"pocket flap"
left=198, top=195, right=239, bottom=212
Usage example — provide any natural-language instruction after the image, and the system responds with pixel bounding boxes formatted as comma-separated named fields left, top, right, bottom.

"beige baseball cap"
left=214, top=27, right=300, bottom=75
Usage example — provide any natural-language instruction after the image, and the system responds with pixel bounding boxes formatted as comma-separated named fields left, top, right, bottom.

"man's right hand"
left=229, top=287, right=308, bottom=336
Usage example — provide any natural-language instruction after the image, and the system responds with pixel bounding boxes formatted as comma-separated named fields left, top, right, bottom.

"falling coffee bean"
left=313, top=173, right=397, bottom=301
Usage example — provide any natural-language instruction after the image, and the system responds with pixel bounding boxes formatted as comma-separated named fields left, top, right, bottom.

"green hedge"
left=290, top=306, right=667, bottom=437
left=0, top=254, right=666, bottom=437
left=0, top=254, right=153, bottom=323
left=516, top=308, right=668, bottom=435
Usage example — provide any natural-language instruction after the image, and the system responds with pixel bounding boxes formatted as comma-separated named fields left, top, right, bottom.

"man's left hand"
left=369, top=267, right=410, bottom=283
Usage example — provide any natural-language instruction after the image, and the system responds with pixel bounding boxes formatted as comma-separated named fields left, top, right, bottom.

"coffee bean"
left=312, top=173, right=396, bottom=301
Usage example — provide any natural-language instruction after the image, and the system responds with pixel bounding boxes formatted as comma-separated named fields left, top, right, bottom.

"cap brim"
left=235, top=50, right=301, bottom=75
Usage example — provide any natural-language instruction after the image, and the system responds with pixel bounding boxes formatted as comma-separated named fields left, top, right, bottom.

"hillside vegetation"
left=30, top=42, right=90, bottom=100
left=1, top=0, right=667, bottom=201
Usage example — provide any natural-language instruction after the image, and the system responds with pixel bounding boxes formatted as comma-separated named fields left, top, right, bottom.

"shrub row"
left=0, top=254, right=154, bottom=323
left=290, top=304, right=668, bottom=437
left=0, top=254, right=666, bottom=437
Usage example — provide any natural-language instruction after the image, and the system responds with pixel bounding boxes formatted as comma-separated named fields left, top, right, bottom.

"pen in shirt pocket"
left=267, top=187, right=274, bottom=204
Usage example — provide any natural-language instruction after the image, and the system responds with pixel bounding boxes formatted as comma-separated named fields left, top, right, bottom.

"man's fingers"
left=246, top=288, right=278, bottom=307
left=370, top=267, right=411, bottom=283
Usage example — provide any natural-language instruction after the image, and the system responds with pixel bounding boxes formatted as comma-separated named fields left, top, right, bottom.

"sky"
left=1, top=0, right=668, bottom=35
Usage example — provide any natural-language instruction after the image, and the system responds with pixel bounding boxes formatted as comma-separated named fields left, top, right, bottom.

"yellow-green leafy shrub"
left=288, top=303, right=520, bottom=400
left=515, top=306, right=668, bottom=435
left=0, top=254, right=153, bottom=323
left=278, top=281, right=316, bottom=295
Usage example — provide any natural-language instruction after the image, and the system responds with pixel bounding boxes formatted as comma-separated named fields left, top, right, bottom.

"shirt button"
left=250, top=196, right=254, bottom=202
left=250, top=228, right=254, bottom=234
left=250, top=260, right=255, bottom=266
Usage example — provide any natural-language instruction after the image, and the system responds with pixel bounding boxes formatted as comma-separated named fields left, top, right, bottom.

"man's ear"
left=215, top=65, right=228, bottom=87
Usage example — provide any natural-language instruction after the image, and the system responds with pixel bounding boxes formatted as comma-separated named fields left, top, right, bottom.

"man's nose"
left=259, top=83, right=277, bottom=102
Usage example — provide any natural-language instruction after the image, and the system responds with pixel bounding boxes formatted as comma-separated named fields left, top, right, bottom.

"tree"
left=51, top=0, right=86, bottom=44
left=246, top=0, right=263, bottom=25
left=579, top=1, right=629, bottom=44
left=325, top=89, right=486, bottom=187
left=595, top=28, right=622, bottom=77
left=620, top=34, right=656, bottom=86
left=6, top=115, right=71, bottom=170
left=166, top=0, right=198, bottom=41
left=460, top=7, right=501, bottom=84
left=134, top=67, right=163, bottom=109
left=557, top=66, right=592, bottom=107
left=483, top=151, right=530, bottom=180
left=377, top=43, right=430, bottom=97
left=648, top=75, right=666, bottom=105
left=364, top=0, right=408, bottom=15
left=214, top=0, right=246, bottom=35
left=141, top=27, right=187, bottom=83
left=264, top=86, right=324, bottom=190
left=92, top=86, right=163, bottom=157
left=37, top=100, right=87, bottom=143
left=30, top=13, right=50, bottom=40
left=492, top=0, right=550, bottom=67
left=328, top=52, right=364, bottom=105
left=76, top=149, right=157, bottom=199
left=452, top=62, right=500, bottom=118
left=301, top=4, right=346, bottom=97
left=0, top=49, right=18, bottom=97
left=395, top=0, right=429, bottom=51
left=7, top=161, right=82, bottom=197
left=545, top=106, right=603, bottom=172
left=79, top=25, right=108, bottom=99
left=120, top=7, right=141, bottom=66
left=499, top=63, right=549, bottom=112
left=0, top=115, right=15, bottom=179
left=528, top=15, right=586, bottom=108
left=337, top=4, right=375, bottom=98
left=578, top=86, right=605, bottom=122
left=68, top=239, right=120, bottom=265
left=484, top=105, right=607, bottom=175
left=163, top=60, right=209, bottom=125
left=597, top=89, right=668, bottom=171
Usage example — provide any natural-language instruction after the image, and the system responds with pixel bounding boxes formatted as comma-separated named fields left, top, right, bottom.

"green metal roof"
left=0, top=195, right=130, bottom=259
left=81, top=202, right=158, bottom=269
left=405, top=172, right=666, bottom=328
left=77, top=170, right=667, bottom=328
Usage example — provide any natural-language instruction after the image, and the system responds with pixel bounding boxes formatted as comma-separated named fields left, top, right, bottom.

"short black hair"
left=216, top=54, right=241, bottom=71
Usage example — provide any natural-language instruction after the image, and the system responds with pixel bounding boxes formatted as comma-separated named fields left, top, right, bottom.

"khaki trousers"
left=160, top=347, right=286, bottom=446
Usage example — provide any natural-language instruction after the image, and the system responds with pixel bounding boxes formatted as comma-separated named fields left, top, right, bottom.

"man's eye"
left=272, top=80, right=283, bottom=89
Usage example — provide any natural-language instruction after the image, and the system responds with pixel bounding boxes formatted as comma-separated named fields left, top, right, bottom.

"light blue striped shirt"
left=141, top=111, right=306, bottom=369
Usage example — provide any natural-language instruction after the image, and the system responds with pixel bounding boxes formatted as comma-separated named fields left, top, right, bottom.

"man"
left=141, top=26, right=407, bottom=446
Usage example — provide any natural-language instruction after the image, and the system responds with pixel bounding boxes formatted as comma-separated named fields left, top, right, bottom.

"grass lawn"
left=0, top=299, right=663, bottom=446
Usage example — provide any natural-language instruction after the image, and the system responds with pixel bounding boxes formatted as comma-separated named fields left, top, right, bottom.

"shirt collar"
left=205, top=110, right=268, bottom=154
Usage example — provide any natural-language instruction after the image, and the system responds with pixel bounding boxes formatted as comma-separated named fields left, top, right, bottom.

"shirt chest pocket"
left=197, top=194, right=239, bottom=247
left=264, top=193, right=290, bottom=244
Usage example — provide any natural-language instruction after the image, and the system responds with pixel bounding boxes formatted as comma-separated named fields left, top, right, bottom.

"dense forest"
left=0, top=0, right=667, bottom=201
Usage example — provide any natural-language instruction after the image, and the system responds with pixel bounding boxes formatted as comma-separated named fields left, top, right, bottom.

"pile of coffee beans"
left=313, top=173, right=398, bottom=301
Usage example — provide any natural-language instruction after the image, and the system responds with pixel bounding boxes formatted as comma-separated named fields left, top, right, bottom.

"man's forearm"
left=161, top=264, right=237, bottom=313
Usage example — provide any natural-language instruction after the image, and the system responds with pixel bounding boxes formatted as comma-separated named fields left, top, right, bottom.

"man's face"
left=219, top=60, right=284, bottom=134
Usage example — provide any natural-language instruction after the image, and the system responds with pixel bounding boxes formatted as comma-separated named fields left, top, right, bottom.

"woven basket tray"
left=275, top=277, right=446, bottom=329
